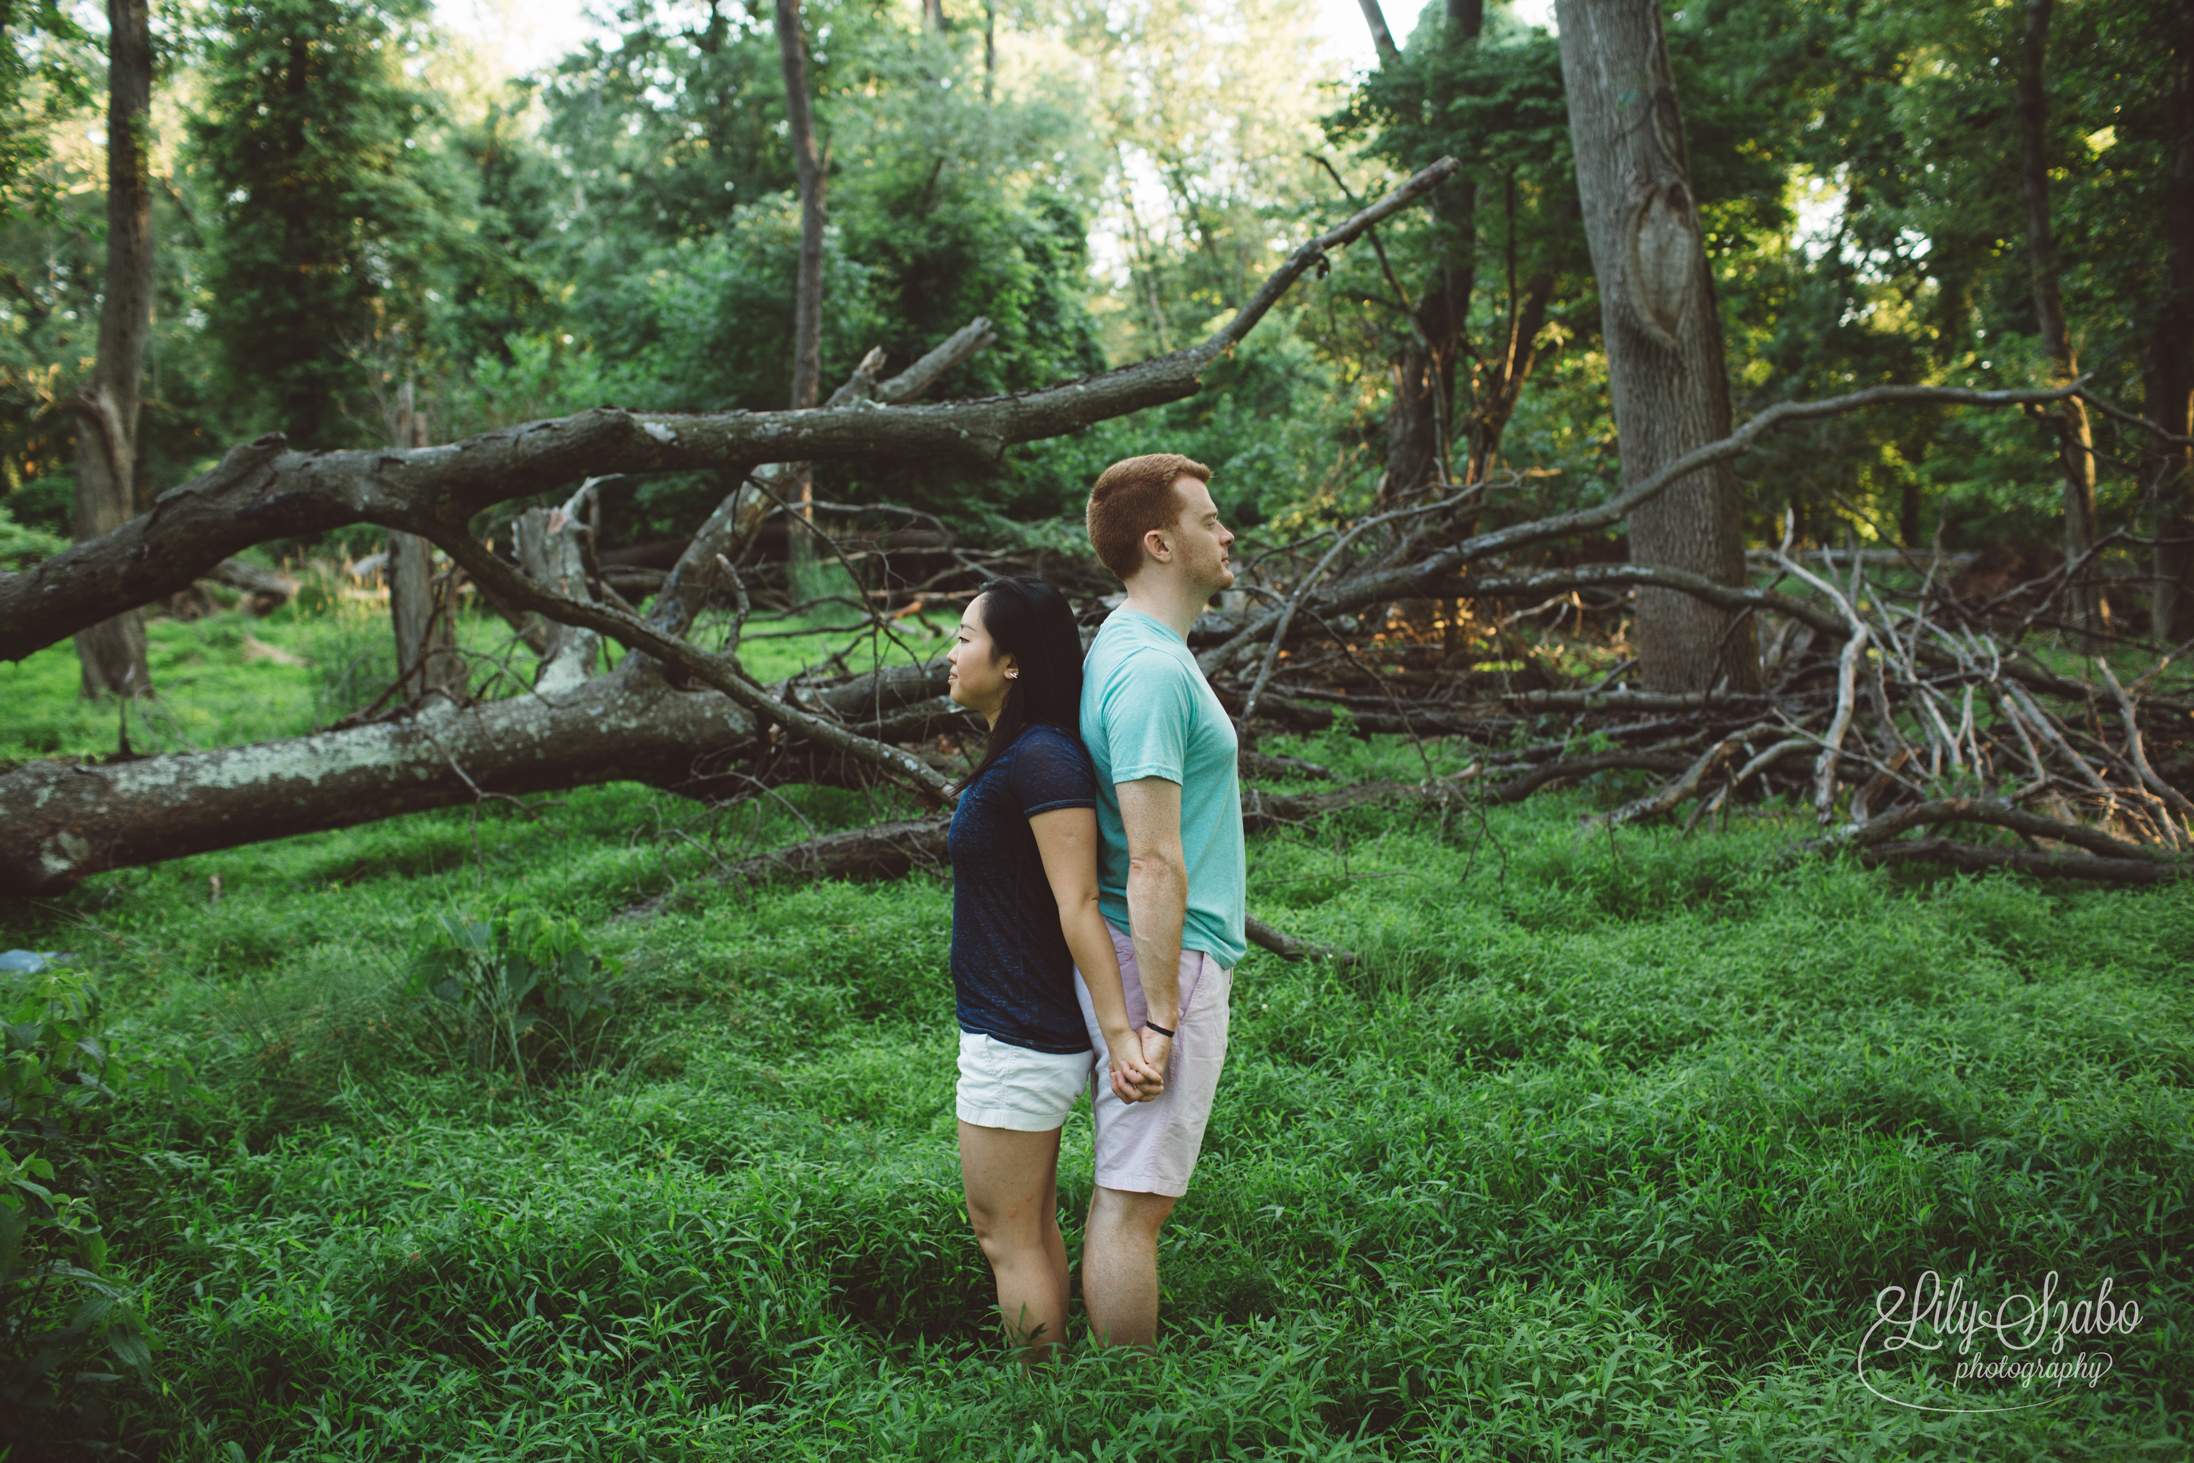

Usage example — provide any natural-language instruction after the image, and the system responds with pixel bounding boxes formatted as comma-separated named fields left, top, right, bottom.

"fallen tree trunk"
left=0, top=675, right=751, bottom=896
left=0, top=656, right=957, bottom=898
left=1853, top=837, right=2189, bottom=883
left=0, top=159, right=1461, bottom=663
left=207, top=558, right=299, bottom=613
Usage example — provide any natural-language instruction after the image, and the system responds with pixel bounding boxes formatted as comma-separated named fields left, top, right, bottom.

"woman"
left=945, top=576, right=1163, bottom=1360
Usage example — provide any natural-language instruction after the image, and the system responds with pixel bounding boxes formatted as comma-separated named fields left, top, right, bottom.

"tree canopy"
left=1, top=0, right=2186, bottom=604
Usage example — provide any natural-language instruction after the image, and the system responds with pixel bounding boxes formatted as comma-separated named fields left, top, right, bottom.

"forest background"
left=5, top=0, right=2189, bottom=583
left=2, top=0, right=2192, bottom=1455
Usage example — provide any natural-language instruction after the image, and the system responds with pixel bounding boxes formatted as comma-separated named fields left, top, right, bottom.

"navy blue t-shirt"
left=947, top=722, right=1098, bottom=1054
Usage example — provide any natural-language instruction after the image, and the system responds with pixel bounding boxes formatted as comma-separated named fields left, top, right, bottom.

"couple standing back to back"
left=943, top=453, right=1244, bottom=1357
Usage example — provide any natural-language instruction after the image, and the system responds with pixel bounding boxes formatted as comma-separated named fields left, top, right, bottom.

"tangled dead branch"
left=7, top=250, right=2190, bottom=895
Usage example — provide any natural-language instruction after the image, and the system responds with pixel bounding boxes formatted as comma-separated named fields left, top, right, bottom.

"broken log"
left=0, top=656, right=957, bottom=898
left=207, top=558, right=299, bottom=613
left=0, top=674, right=754, bottom=897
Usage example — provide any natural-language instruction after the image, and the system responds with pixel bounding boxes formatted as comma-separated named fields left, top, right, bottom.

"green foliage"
left=185, top=0, right=484, bottom=447
left=0, top=491, right=64, bottom=569
left=535, top=0, right=1108, bottom=472
left=1005, top=328, right=1370, bottom=526
left=0, top=955, right=161, bottom=1442
left=0, top=0, right=93, bottom=221
left=404, top=907, right=621, bottom=1079
left=0, top=636, right=2186, bottom=1455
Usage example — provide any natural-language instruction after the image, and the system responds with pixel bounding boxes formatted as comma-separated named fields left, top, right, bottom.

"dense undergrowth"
left=2, top=615, right=2190, bottom=1460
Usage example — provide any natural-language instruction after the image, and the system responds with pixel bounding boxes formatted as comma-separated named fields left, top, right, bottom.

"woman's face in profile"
left=947, top=594, right=1014, bottom=718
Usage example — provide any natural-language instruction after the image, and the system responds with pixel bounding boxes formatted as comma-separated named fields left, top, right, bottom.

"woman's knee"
left=969, top=1195, right=1045, bottom=1254
left=974, top=1210, right=1048, bottom=1272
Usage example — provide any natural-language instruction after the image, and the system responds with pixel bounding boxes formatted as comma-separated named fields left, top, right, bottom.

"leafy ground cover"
left=1, top=616, right=2189, bottom=1460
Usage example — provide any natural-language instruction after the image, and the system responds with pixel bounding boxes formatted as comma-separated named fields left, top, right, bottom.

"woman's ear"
left=1002, top=655, right=1020, bottom=681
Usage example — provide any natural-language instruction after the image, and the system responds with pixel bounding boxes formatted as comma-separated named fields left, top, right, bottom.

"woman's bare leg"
left=958, top=1120, right=1068, bottom=1359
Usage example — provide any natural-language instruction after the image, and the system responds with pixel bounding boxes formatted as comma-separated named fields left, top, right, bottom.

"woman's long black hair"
left=964, top=576, right=1084, bottom=785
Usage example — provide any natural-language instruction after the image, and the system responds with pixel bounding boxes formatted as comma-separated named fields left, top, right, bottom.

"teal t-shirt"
left=1080, top=608, right=1246, bottom=968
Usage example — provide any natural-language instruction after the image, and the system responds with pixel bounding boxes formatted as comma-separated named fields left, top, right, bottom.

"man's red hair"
left=1085, top=454, right=1212, bottom=582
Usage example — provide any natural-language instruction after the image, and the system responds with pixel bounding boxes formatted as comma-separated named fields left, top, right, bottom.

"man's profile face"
left=1161, top=475, right=1236, bottom=595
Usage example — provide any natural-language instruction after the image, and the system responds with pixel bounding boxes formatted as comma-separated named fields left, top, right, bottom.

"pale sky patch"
left=431, top=0, right=1561, bottom=83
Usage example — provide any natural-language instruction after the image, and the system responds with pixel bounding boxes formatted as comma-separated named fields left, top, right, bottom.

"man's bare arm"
left=1118, top=776, right=1187, bottom=1065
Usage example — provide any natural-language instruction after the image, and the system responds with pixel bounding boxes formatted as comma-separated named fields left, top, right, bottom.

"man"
left=1074, top=452, right=1246, bottom=1347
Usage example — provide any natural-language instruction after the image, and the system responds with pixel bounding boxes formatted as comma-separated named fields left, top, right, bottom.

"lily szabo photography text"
left=1860, top=1271, right=2148, bottom=1412
left=1, top=0, right=2190, bottom=1455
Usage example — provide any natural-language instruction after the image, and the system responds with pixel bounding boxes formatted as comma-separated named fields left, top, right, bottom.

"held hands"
left=1105, top=1027, right=1169, bottom=1104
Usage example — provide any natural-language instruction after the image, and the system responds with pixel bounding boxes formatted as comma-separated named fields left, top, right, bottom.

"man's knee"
left=1090, top=1185, right=1176, bottom=1238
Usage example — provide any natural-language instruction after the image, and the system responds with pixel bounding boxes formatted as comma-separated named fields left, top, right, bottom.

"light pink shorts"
left=1072, top=920, right=1233, bottom=1198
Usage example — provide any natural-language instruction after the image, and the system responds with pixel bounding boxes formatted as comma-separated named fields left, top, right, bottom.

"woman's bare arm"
left=1030, top=807, right=1164, bottom=1102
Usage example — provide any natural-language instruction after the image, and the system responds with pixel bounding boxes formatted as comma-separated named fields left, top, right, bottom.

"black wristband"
left=1145, top=1020, right=1175, bottom=1038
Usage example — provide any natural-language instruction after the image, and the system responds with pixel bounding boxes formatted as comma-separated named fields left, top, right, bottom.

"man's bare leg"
left=1082, top=1184, right=1177, bottom=1346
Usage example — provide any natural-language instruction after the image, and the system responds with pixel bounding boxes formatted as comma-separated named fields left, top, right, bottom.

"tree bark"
left=69, top=0, right=155, bottom=702
left=1, top=159, right=1457, bottom=665
left=2016, top=0, right=2104, bottom=641
left=0, top=676, right=746, bottom=896
left=776, top=0, right=827, bottom=584
left=513, top=505, right=599, bottom=693
left=2150, top=0, right=2194, bottom=644
left=0, top=655, right=955, bottom=897
left=386, top=383, right=460, bottom=703
left=1356, top=0, right=1401, bottom=65
left=1553, top=0, right=1759, bottom=694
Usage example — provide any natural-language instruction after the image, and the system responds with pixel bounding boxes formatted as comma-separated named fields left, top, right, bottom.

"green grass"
left=1, top=614, right=2189, bottom=1460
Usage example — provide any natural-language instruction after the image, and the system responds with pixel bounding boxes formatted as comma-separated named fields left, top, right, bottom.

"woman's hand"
left=1105, top=1027, right=1165, bottom=1103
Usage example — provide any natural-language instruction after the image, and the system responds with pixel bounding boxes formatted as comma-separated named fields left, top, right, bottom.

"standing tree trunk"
left=387, top=382, right=458, bottom=703
left=70, top=0, right=155, bottom=701
left=2016, top=0, right=2104, bottom=641
left=1553, top=0, right=1759, bottom=695
left=1462, top=173, right=1558, bottom=479
left=777, top=0, right=827, bottom=586
left=2150, top=0, right=2194, bottom=644
left=1369, top=0, right=1481, bottom=504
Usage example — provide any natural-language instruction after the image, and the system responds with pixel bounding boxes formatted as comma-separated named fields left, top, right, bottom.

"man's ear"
left=1142, top=526, right=1172, bottom=564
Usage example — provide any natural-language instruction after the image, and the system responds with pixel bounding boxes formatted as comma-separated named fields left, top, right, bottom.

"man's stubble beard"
left=1201, top=548, right=1235, bottom=599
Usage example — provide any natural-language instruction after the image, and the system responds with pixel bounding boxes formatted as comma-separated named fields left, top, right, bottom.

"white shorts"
left=955, top=1031, right=1095, bottom=1131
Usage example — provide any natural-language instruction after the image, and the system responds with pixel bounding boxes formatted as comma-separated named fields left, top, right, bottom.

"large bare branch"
left=0, top=158, right=1460, bottom=664
left=1200, top=381, right=2086, bottom=675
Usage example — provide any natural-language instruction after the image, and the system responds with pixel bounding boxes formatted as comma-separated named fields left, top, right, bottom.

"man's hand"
left=1136, top=1027, right=1173, bottom=1089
